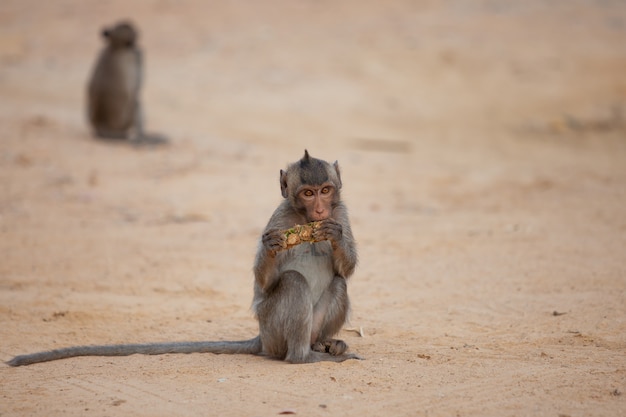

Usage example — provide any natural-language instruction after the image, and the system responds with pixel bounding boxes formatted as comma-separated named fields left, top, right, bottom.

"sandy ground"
left=1, top=1, right=625, bottom=416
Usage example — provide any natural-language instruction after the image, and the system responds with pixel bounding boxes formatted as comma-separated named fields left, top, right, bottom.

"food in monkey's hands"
left=282, top=221, right=324, bottom=249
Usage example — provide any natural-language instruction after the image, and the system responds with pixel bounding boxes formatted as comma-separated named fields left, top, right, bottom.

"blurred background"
left=1, top=0, right=624, bottom=147
left=1, top=1, right=625, bottom=415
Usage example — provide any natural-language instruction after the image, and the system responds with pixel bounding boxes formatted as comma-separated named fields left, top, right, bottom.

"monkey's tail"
left=6, top=336, right=262, bottom=367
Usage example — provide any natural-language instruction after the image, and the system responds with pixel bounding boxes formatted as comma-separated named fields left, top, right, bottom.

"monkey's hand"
left=262, top=229, right=286, bottom=257
left=313, top=219, right=343, bottom=249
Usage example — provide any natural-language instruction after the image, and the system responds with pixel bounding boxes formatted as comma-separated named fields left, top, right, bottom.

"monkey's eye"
left=321, top=187, right=331, bottom=194
left=303, top=190, right=314, bottom=197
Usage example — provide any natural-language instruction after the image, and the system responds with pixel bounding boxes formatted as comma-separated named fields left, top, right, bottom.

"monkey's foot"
left=312, top=339, right=348, bottom=356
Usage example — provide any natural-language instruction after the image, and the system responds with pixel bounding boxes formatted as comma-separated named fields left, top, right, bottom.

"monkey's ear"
left=333, top=161, right=342, bottom=189
left=280, top=169, right=289, bottom=198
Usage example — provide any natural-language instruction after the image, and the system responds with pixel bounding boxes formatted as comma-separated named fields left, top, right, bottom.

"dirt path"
left=1, top=1, right=625, bottom=416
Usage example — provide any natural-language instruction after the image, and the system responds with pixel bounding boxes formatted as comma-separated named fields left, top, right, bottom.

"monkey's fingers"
left=262, top=230, right=286, bottom=253
left=313, top=219, right=343, bottom=243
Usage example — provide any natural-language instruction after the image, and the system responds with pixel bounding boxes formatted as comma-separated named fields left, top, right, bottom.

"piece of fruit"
left=281, top=221, right=323, bottom=249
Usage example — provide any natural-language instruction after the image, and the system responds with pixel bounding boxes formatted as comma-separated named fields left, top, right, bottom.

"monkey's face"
left=297, top=184, right=336, bottom=222
left=102, top=22, right=137, bottom=48
left=281, top=150, right=343, bottom=221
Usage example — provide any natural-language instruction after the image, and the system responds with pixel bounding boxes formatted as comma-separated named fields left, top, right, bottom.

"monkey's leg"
left=256, top=270, right=313, bottom=363
left=310, top=276, right=353, bottom=357
left=257, top=272, right=359, bottom=363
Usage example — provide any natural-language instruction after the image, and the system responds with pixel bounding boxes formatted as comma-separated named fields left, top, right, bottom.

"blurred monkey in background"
left=87, top=21, right=166, bottom=144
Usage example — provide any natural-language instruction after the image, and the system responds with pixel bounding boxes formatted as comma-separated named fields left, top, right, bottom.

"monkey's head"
left=280, top=150, right=342, bottom=222
left=102, top=21, right=138, bottom=48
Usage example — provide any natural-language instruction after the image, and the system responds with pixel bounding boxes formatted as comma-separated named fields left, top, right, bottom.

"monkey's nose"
left=315, top=210, right=327, bottom=220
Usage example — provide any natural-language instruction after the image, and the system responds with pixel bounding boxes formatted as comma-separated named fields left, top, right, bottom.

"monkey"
left=7, top=150, right=360, bottom=366
left=87, top=20, right=167, bottom=144
left=251, top=149, right=359, bottom=363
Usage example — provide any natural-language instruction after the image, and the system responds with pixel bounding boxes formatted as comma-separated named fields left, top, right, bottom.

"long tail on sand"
left=7, top=337, right=262, bottom=366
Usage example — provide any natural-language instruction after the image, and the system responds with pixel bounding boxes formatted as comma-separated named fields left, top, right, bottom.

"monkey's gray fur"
left=87, top=21, right=166, bottom=144
left=7, top=151, right=360, bottom=366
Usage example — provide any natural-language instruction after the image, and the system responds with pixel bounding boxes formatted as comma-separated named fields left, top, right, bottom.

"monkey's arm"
left=253, top=239, right=279, bottom=290
left=254, top=222, right=291, bottom=290
left=254, top=203, right=305, bottom=290
left=316, top=205, right=357, bottom=278
left=331, top=223, right=358, bottom=279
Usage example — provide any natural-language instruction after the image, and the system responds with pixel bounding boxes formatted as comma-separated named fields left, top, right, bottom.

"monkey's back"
left=88, top=47, right=141, bottom=133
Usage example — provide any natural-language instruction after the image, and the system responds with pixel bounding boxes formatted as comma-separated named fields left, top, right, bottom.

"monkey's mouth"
left=310, top=215, right=329, bottom=222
